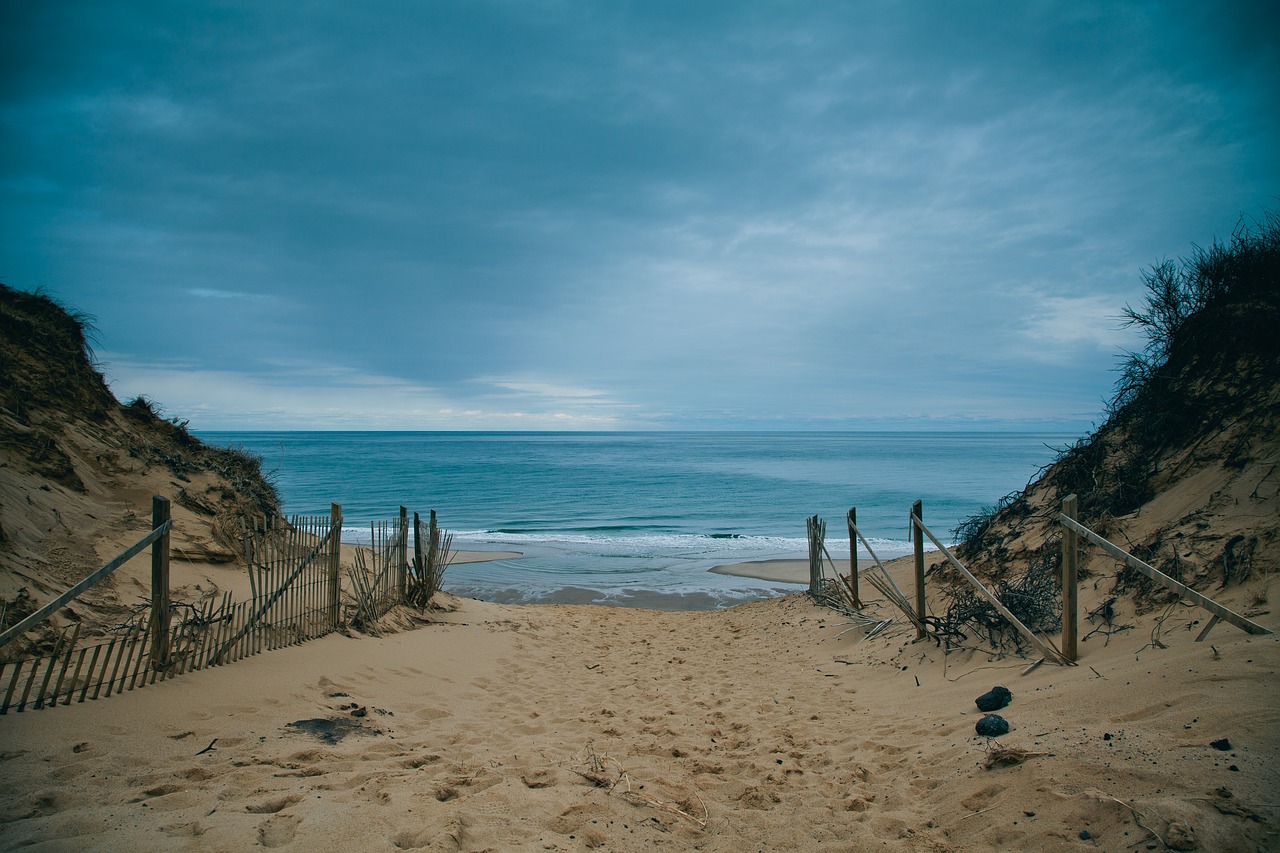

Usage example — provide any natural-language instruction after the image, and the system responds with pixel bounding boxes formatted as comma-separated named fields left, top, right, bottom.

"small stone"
left=1079, top=829, right=1091, bottom=840
left=1209, top=738, right=1231, bottom=751
left=350, top=706, right=368, bottom=718
left=976, top=685, right=1012, bottom=712
left=975, top=714, right=1009, bottom=737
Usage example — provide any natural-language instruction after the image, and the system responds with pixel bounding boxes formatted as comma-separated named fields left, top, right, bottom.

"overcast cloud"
left=3, top=1, right=1277, bottom=430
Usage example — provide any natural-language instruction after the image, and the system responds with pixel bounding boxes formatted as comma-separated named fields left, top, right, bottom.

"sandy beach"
left=2, top=552, right=1275, bottom=852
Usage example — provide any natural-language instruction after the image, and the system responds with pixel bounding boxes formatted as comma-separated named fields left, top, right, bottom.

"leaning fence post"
left=846, top=508, right=861, bottom=608
left=150, top=496, right=171, bottom=670
left=1062, top=494, right=1079, bottom=662
left=911, top=500, right=925, bottom=639
left=329, top=503, right=342, bottom=627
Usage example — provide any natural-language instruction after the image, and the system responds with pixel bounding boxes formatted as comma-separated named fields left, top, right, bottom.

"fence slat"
left=92, top=635, right=119, bottom=696
left=104, top=626, right=138, bottom=697
left=16, top=656, right=43, bottom=712
left=3, top=659, right=26, bottom=713
left=63, top=647, right=88, bottom=705
left=128, top=619, right=154, bottom=690
left=34, top=632, right=68, bottom=709
left=82, top=642, right=106, bottom=702
left=48, top=623, right=82, bottom=709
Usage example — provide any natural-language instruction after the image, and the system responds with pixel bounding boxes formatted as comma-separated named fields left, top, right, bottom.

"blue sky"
left=3, top=1, right=1277, bottom=430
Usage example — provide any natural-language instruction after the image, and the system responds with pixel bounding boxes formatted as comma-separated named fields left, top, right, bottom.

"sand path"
left=1, top=579, right=1276, bottom=851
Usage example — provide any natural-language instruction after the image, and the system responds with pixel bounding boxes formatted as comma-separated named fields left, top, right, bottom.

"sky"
left=2, top=1, right=1277, bottom=431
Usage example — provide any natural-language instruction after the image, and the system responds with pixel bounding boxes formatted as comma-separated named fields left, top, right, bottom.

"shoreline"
left=709, top=557, right=874, bottom=585
left=447, top=548, right=523, bottom=565
left=445, top=553, right=875, bottom=607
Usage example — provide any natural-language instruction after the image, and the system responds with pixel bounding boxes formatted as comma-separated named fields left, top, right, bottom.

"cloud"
left=2, top=1, right=1276, bottom=431
left=190, top=288, right=272, bottom=302
left=1013, top=292, right=1143, bottom=363
left=101, top=356, right=627, bottom=430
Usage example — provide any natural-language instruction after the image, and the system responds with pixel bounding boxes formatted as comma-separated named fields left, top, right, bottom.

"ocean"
left=197, top=431, right=1073, bottom=609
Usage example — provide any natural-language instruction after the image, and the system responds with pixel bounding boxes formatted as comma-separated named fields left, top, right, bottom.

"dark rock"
left=975, top=685, right=1012, bottom=712
left=975, top=714, right=1009, bottom=737
left=1210, top=738, right=1232, bottom=751
left=1079, top=829, right=1092, bottom=840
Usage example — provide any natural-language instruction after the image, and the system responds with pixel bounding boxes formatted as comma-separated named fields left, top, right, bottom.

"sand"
left=1, top=554, right=1275, bottom=852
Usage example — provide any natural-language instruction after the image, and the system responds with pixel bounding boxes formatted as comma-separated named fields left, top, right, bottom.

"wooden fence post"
left=426, top=509, right=440, bottom=598
left=805, top=515, right=824, bottom=595
left=846, top=508, right=861, bottom=608
left=150, top=496, right=171, bottom=670
left=1062, top=494, right=1078, bottom=662
left=398, top=506, right=409, bottom=600
left=429, top=510, right=439, bottom=560
left=912, top=500, right=925, bottom=639
left=413, top=511, right=424, bottom=577
left=329, top=503, right=342, bottom=627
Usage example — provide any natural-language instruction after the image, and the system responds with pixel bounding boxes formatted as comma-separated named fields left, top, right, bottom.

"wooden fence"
left=0, top=498, right=344, bottom=715
left=348, top=507, right=409, bottom=631
left=809, top=496, right=1272, bottom=665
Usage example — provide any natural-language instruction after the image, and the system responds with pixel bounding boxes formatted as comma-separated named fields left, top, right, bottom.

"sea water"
left=197, top=431, right=1073, bottom=609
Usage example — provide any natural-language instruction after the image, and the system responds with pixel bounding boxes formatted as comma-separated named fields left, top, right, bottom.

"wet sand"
left=710, top=557, right=874, bottom=584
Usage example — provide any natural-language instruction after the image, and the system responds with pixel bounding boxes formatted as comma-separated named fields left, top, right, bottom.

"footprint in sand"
left=10, top=790, right=67, bottom=820
left=400, top=753, right=442, bottom=770
left=160, top=820, right=207, bottom=838
left=245, top=794, right=303, bottom=814
left=129, top=784, right=184, bottom=803
left=959, top=782, right=1005, bottom=813
left=392, top=816, right=468, bottom=850
left=256, top=813, right=301, bottom=848
left=519, top=769, right=557, bottom=788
